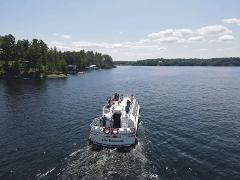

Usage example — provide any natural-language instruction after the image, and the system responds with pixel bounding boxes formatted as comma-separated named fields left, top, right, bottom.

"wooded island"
left=114, top=57, right=240, bottom=66
left=0, top=34, right=114, bottom=78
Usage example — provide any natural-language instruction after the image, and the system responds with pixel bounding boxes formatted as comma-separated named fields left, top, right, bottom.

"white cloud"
left=73, top=41, right=163, bottom=50
left=147, top=25, right=232, bottom=44
left=148, top=29, right=193, bottom=39
left=223, top=18, right=240, bottom=26
left=50, top=41, right=65, bottom=46
left=73, top=41, right=113, bottom=49
left=156, top=36, right=182, bottom=43
left=60, top=34, right=71, bottom=39
left=209, top=39, right=216, bottom=43
left=148, top=29, right=175, bottom=39
left=36, top=33, right=44, bottom=38
left=188, top=36, right=204, bottom=41
left=197, top=25, right=232, bottom=36
left=147, top=29, right=193, bottom=44
left=174, top=29, right=194, bottom=37
left=218, top=35, right=235, bottom=42
left=198, top=48, right=208, bottom=51
left=47, top=22, right=238, bottom=60
left=52, top=33, right=71, bottom=39
left=48, top=41, right=72, bottom=51
left=158, top=47, right=168, bottom=51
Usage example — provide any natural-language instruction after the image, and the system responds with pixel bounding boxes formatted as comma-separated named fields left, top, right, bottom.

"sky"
left=1, top=0, right=240, bottom=61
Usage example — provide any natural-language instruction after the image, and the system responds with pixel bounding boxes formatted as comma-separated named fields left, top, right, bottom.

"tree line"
left=114, top=58, right=240, bottom=66
left=0, top=34, right=114, bottom=78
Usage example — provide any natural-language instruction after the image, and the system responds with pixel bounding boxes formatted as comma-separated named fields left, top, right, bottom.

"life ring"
left=103, top=128, right=110, bottom=134
left=112, top=128, right=119, bottom=135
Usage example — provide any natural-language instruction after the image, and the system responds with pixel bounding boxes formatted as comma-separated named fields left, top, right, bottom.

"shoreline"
left=0, top=67, right=115, bottom=80
left=0, top=73, right=68, bottom=80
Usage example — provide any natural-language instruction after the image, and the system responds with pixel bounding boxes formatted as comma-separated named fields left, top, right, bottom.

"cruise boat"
left=89, top=93, right=140, bottom=147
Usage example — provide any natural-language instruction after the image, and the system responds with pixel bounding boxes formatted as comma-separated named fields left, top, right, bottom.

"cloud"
left=197, top=25, right=232, bottom=36
left=147, top=25, right=232, bottom=44
left=148, top=29, right=193, bottom=39
left=147, top=29, right=194, bottom=44
left=69, top=24, right=234, bottom=53
left=73, top=41, right=113, bottom=49
left=52, top=33, right=71, bottom=39
left=73, top=41, right=163, bottom=50
left=158, top=47, right=168, bottom=51
left=50, top=41, right=65, bottom=46
left=60, top=34, right=71, bottom=39
left=198, top=48, right=208, bottom=51
left=223, top=18, right=240, bottom=26
left=48, top=41, right=72, bottom=50
left=47, top=21, right=237, bottom=60
left=36, top=33, right=44, bottom=38
left=188, top=36, right=204, bottom=41
left=156, top=36, right=182, bottom=43
left=148, top=29, right=193, bottom=43
left=218, top=35, right=235, bottom=42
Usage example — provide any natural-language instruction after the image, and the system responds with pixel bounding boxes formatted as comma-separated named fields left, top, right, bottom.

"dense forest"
left=0, top=34, right=114, bottom=78
left=115, top=58, right=240, bottom=66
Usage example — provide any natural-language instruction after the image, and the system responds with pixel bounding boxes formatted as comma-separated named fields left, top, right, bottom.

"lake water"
left=0, top=66, right=240, bottom=180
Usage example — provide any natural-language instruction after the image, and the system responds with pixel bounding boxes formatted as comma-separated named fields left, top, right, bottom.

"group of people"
left=114, top=93, right=120, bottom=101
left=105, top=93, right=134, bottom=113
left=106, top=93, right=124, bottom=108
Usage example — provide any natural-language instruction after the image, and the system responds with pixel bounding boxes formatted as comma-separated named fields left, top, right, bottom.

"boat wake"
left=61, top=141, right=153, bottom=179
left=61, top=122, right=158, bottom=180
left=36, top=121, right=159, bottom=180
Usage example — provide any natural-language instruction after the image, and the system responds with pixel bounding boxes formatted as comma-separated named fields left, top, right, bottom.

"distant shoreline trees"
left=114, top=57, right=240, bottom=66
left=0, top=34, right=114, bottom=78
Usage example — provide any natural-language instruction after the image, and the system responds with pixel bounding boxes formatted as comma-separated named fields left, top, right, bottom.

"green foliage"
left=124, top=58, right=240, bottom=66
left=0, top=34, right=114, bottom=78
left=0, top=34, right=16, bottom=61
left=101, top=55, right=114, bottom=68
left=114, top=61, right=135, bottom=66
left=9, top=61, right=21, bottom=76
left=57, top=59, right=67, bottom=73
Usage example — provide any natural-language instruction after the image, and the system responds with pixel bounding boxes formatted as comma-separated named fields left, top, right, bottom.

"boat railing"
left=103, top=106, right=110, bottom=113
left=91, top=117, right=101, bottom=127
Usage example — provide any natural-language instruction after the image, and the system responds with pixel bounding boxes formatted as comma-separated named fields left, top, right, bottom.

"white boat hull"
left=89, top=134, right=137, bottom=147
left=89, top=95, right=140, bottom=147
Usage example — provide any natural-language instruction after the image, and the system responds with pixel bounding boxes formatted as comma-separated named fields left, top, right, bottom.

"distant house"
left=67, top=65, right=78, bottom=74
left=86, top=64, right=99, bottom=70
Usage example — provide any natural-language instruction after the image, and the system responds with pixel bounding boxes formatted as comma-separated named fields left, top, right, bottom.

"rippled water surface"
left=1, top=66, right=240, bottom=180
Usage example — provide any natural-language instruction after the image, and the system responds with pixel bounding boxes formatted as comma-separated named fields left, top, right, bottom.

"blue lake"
left=0, top=66, right=240, bottom=179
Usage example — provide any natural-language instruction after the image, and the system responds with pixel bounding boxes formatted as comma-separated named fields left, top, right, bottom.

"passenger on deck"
left=114, top=92, right=118, bottom=100
left=114, top=92, right=120, bottom=101
left=125, top=105, right=130, bottom=113
left=102, top=115, right=107, bottom=127
left=127, top=99, right=131, bottom=107
left=120, top=94, right=123, bottom=101
left=106, top=97, right=111, bottom=108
